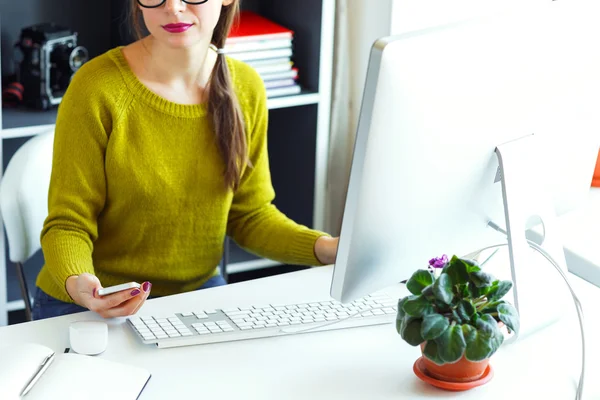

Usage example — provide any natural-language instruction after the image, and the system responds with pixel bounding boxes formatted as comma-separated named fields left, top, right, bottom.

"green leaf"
left=423, top=340, right=445, bottom=365
left=462, top=323, right=475, bottom=338
left=460, top=284, right=470, bottom=298
left=457, top=300, right=476, bottom=321
left=480, top=300, right=504, bottom=315
left=435, top=300, right=451, bottom=314
left=396, top=297, right=409, bottom=334
left=451, top=309, right=464, bottom=324
left=463, top=258, right=481, bottom=273
left=468, top=282, right=481, bottom=298
left=421, top=284, right=435, bottom=300
left=402, top=317, right=424, bottom=346
left=443, top=256, right=470, bottom=285
left=498, top=303, right=520, bottom=335
left=475, top=314, right=495, bottom=337
left=406, top=269, right=435, bottom=295
left=421, top=314, right=450, bottom=341
left=478, top=314, right=504, bottom=358
left=435, top=324, right=466, bottom=363
left=487, top=280, right=513, bottom=301
left=470, top=271, right=494, bottom=288
left=464, top=323, right=494, bottom=362
left=403, top=295, right=434, bottom=318
left=432, top=273, right=454, bottom=304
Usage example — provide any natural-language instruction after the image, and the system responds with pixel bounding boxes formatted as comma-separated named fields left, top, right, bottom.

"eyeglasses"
left=137, top=0, right=209, bottom=8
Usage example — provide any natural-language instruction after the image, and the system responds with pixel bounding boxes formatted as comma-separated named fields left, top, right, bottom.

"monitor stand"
left=493, top=134, right=572, bottom=342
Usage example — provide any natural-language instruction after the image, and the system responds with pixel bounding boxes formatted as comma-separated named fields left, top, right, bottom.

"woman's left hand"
left=314, top=236, right=339, bottom=265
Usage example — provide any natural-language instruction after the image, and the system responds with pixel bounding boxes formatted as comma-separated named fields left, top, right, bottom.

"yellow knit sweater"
left=37, top=47, right=327, bottom=303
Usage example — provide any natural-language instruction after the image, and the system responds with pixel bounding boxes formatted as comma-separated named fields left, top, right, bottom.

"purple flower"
left=429, top=254, right=448, bottom=269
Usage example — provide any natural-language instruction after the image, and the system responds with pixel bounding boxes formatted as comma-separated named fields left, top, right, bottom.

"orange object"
left=413, top=357, right=494, bottom=391
left=419, top=343, right=490, bottom=382
left=593, top=150, right=600, bottom=187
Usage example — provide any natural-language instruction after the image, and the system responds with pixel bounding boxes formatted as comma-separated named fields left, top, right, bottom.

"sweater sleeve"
left=40, top=62, right=112, bottom=297
left=226, top=71, right=329, bottom=266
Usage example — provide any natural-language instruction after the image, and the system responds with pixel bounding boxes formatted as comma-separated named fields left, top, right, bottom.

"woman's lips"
left=162, top=23, right=193, bottom=33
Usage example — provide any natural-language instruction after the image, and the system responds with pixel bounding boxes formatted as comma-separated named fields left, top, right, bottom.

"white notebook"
left=0, top=343, right=151, bottom=400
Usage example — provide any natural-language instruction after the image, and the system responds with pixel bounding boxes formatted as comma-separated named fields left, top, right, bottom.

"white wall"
left=346, top=0, right=393, bottom=134
left=390, top=0, right=550, bottom=35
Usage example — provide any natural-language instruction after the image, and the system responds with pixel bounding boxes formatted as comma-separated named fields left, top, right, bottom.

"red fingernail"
left=131, top=289, right=141, bottom=296
left=142, top=282, right=150, bottom=292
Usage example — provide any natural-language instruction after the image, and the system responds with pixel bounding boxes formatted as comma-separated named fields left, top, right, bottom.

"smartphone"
left=97, top=282, right=141, bottom=297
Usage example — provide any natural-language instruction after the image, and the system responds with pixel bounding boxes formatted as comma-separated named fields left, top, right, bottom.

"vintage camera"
left=15, top=23, right=89, bottom=110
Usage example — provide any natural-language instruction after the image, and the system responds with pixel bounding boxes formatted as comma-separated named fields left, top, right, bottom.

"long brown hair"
left=130, top=1, right=247, bottom=191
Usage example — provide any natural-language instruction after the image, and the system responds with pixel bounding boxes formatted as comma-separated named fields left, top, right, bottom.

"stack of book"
left=225, top=11, right=300, bottom=98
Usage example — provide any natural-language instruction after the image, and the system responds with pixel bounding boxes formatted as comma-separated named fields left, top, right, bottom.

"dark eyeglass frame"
left=137, top=0, right=209, bottom=8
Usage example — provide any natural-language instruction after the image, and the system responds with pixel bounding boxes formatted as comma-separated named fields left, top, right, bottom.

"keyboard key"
left=205, top=309, right=217, bottom=314
left=180, top=312, right=194, bottom=317
left=194, top=312, right=208, bottom=319
left=226, top=310, right=250, bottom=317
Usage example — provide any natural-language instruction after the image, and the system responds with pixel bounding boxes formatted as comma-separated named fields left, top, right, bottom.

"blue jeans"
left=31, top=275, right=228, bottom=320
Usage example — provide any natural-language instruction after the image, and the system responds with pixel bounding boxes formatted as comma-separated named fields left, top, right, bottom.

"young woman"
left=32, top=0, right=338, bottom=320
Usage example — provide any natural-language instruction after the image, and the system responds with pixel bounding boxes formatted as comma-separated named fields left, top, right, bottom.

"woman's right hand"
left=66, top=273, right=152, bottom=318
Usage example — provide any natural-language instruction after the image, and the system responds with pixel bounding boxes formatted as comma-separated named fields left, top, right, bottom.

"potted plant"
left=396, top=254, right=520, bottom=386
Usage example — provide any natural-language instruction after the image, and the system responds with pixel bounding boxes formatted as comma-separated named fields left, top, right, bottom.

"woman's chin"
left=152, top=32, right=202, bottom=49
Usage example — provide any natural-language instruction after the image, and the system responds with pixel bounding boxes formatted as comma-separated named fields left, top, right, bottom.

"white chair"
left=0, top=130, right=54, bottom=321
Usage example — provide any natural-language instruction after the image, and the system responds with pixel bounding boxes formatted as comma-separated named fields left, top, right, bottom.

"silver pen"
left=20, top=351, right=55, bottom=397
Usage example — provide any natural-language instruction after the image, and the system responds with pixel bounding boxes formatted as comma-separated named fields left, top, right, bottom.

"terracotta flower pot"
left=593, top=150, right=600, bottom=187
left=419, top=343, right=489, bottom=383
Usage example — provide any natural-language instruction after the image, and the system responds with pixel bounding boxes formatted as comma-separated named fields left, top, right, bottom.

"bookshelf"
left=0, top=0, right=334, bottom=325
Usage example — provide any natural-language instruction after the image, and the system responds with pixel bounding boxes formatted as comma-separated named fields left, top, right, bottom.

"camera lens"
left=69, top=46, right=89, bottom=71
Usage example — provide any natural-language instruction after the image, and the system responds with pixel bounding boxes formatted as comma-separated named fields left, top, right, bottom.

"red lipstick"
left=162, top=23, right=193, bottom=33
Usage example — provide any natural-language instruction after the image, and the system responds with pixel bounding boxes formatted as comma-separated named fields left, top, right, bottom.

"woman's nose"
left=164, top=0, right=186, bottom=14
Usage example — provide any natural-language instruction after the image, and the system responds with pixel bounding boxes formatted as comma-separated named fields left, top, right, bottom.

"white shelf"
left=7, top=299, right=26, bottom=313
left=1, top=92, right=321, bottom=139
left=267, top=92, right=320, bottom=110
left=2, top=124, right=55, bottom=139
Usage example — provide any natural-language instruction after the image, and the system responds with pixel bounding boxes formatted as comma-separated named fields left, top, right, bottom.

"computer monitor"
left=330, top=2, right=600, bottom=339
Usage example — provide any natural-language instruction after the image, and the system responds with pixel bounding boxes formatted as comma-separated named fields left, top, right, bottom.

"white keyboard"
left=127, top=293, right=398, bottom=348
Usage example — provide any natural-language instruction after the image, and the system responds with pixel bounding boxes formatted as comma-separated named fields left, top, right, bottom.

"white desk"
left=0, top=265, right=599, bottom=400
